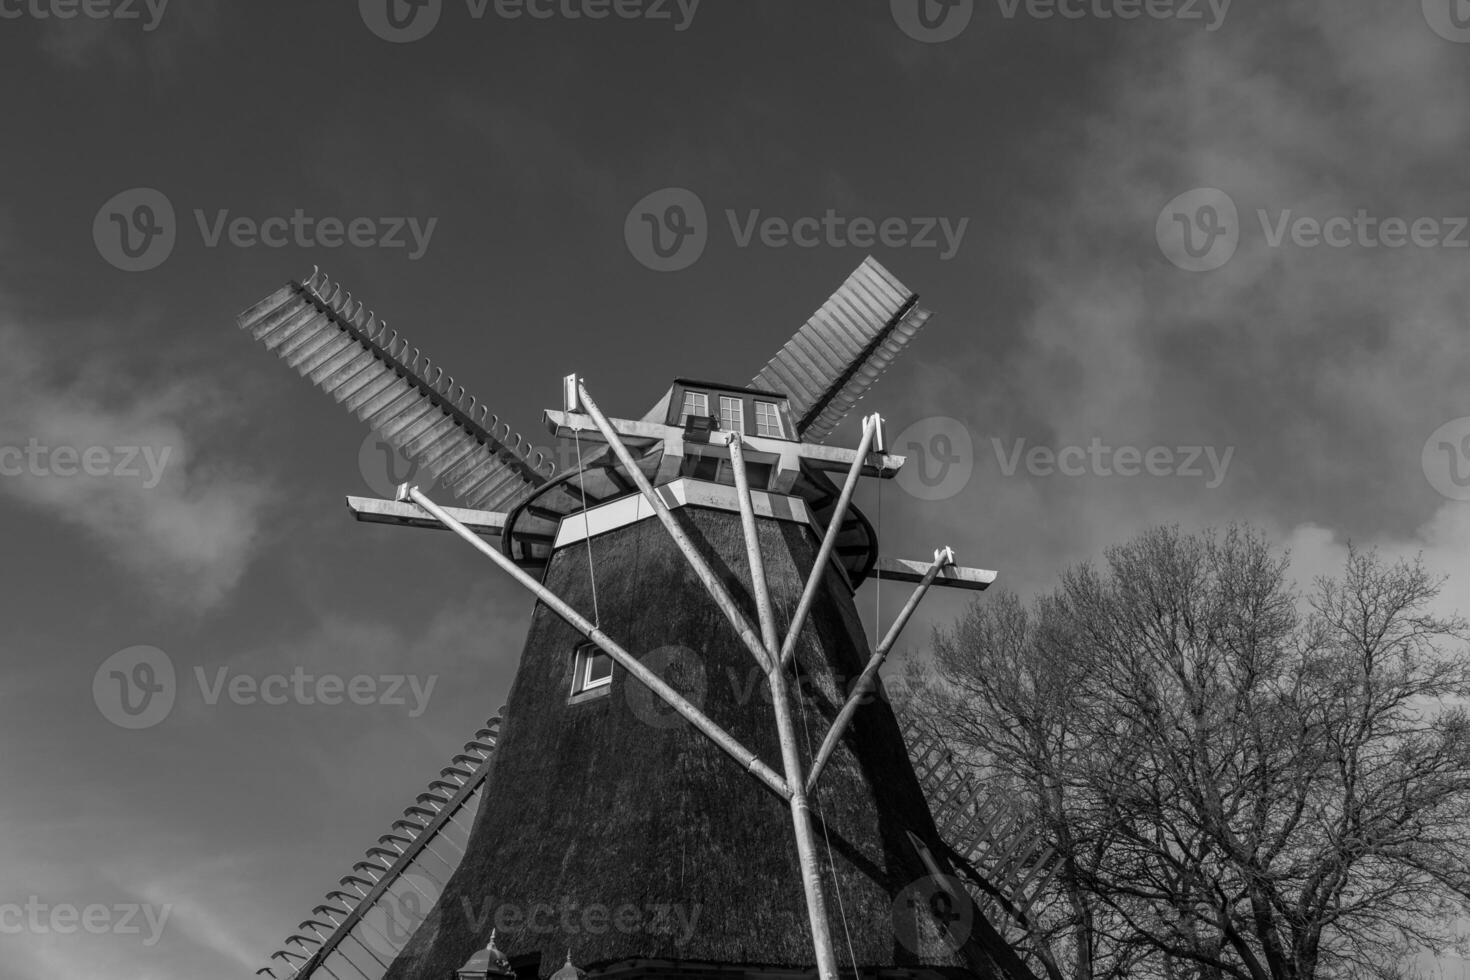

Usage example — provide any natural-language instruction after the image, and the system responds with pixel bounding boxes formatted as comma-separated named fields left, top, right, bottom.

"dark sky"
left=5, top=1, right=1470, bottom=977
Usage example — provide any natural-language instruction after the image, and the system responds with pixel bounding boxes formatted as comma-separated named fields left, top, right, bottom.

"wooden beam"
left=544, top=409, right=905, bottom=479
left=574, top=384, right=776, bottom=676
left=777, top=414, right=880, bottom=674
left=873, top=556, right=996, bottom=591
left=345, top=496, right=506, bottom=536
left=405, top=486, right=791, bottom=800
left=807, top=551, right=952, bottom=793
left=729, top=434, right=843, bottom=980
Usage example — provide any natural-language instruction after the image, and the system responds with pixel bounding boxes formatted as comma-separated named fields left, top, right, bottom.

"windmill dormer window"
left=678, top=391, right=710, bottom=427
left=754, top=400, right=785, bottom=438
left=666, top=380, right=794, bottom=441
left=718, top=396, right=745, bottom=433
left=570, top=641, right=613, bottom=700
left=653, top=379, right=799, bottom=492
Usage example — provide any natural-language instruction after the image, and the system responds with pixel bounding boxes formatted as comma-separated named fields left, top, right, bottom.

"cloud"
left=37, top=0, right=222, bottom=74
left=1284, top=502, right=1470, bottom=620
left=130, top=866, right=261, bottom=973
left=0, top=812, right=267, bottom=980
left=0, top=580, right=526, bottom=980
left=0, top=314, right=273, bottom=611
left=431, top=91, right=651, bottom=222
left=205, top=587, right=529, bottom=976
left=924, top=4, right=1470, bottom=598
left=167, top=580, right=527, bottom=729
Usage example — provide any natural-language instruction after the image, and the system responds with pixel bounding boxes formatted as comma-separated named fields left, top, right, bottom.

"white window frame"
left=571, top=642, right=613, bottom=698
left=755, top=400, right=785, bottom=438
left=718, top=395, right=745, bottom=434
left=678, top=391, right=710, bottom=427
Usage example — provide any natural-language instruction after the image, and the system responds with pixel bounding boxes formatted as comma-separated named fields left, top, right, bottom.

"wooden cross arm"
left=543, top=409, right=906, bottom=479
left=346, top=499, right=993, bottom=590
left=873, top=556, right=996, bottom=591
left=345, top=500, right=994, bottom=590
left=346, top=495, right=507, bottom=536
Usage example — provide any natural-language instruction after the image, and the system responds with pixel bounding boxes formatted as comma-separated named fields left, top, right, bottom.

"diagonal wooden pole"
left=778, top=413, right=880, bottom=673
left=726, top=435, right=782, bottom=655
left=404, top=486, right=790, bottom=799
left=805, top=548, right=954, bottom=795
left=575, top=380, right=774, bottom=673
left=728, top=434, right=840, bottom=980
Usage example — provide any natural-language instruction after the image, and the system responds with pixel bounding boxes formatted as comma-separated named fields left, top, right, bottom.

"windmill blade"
left=750, top=255, right=931, bottom=443
left=236, top=270, right=554, bottom=511
left=900, top=716, right=1062, bottom=922
left=258, top=716, right=504, bottom=979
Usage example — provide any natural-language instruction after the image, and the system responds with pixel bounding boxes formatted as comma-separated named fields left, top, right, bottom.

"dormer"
left=660, top=379, right=796, bottom=442
left=639, top=380, right=797, bottom=492
left=547, top=376, right=897, bottom=516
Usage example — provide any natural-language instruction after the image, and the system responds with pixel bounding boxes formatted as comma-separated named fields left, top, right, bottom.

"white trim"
left=755, top=399, right=785, bottom=438
left=542, top=409, right=905, bottom=482
left=873, top=556, right=996, bottom=591
left=678, top=391, right=709, bottom=426
left=571, top=642, right=613, bottom=697
left=553, top=477, right=812, bottom=549
left=719, top=395, right=745, bottom=434
left=346, top=496, right=506, bottom=536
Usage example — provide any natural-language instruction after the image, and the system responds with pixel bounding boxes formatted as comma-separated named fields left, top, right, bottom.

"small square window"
left=678, top=391, right=710, bottom=427
left=718, top=396, right=745, bottom=434
left=571, top=642, right=613, bottom=698
left=755, top=401, right=785, bottom=438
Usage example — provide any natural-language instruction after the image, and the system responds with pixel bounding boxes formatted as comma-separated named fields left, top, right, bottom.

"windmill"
left=239, top=257, right=1035, bottom=980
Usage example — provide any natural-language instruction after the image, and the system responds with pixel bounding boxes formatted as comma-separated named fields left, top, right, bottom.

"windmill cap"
left=458, top=930, right=515, bottom=977
left=551, top=950, right=587, bottom=980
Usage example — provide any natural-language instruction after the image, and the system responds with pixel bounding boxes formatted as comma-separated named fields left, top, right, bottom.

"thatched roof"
left=385, top=505, right=988, bottom=979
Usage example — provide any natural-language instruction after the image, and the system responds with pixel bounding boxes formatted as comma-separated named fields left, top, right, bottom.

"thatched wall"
left=385, top=505, right=974, bottom=979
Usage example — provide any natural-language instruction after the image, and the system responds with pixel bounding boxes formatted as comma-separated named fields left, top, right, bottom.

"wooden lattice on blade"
left=901, top=714, right=1063, bottom=937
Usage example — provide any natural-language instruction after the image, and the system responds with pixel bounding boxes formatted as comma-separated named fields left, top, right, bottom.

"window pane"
left=719, top=396, right=744, bottom=433
left=586, top=650, right=613, bottom=683
left=755, top=401, right=784, bottom=437
left=572, top=643, right=613, bottom=696
left=678, top=391, right=709, bottom=426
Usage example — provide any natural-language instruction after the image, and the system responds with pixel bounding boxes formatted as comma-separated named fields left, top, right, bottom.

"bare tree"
left=903, top=526, right=1470, bottom=980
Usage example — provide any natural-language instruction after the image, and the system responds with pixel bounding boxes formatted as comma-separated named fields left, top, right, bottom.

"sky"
left=4, top=1, right=1470, bottom=977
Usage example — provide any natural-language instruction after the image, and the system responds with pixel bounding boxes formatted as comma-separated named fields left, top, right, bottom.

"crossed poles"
left=403, top=379, right=955, bottom=979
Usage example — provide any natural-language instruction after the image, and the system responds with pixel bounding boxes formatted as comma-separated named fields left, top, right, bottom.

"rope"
left=786, top=596, right=859, bottom=973
left=874, top=471, right=883, bottom=648
left=574, top=429, right=600, bottom=628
